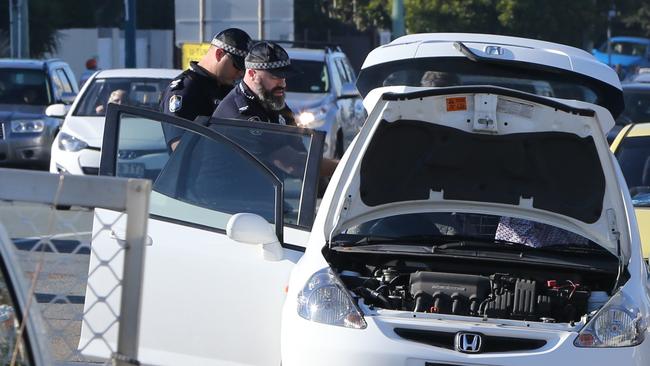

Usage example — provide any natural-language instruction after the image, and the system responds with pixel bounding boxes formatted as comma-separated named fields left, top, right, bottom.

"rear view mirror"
left=226, top=213, right=283, bottom=261
left=45, top=103, right=69, bottom=118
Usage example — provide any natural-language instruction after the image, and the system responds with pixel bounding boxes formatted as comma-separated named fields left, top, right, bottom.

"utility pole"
left=258, top=0, right=265, bottom=40
left=9, top=0, right=30, bottom=58
left=606, top=5, right=617, bottom=67
left=199, top=0, right=205, bottom=42
left=391, top=0, right=405, bottom=40
left=124, top=0, right=137, bottom=67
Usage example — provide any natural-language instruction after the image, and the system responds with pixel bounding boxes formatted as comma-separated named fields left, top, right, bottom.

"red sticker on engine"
left=446, top=97, right=467, bottom=112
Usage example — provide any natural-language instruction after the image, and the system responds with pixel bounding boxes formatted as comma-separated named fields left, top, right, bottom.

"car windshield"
left=74, top=77, right=171, bottom=116
left=618, top=88, right=650, bottom=124
left=334, top=212, right=598, bottom=250
left=600, top=41, right=648, bottom=56
left=356, top=57, right=622, bottom=116
left=0, top=68, right=50, bottom=106
left=614, top=135, right=650, bottom=207
left=285, top=60, right=329, bottom=93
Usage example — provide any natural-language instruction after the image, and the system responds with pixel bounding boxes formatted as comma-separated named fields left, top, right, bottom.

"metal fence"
left=0, top=168, right=151, bottom=366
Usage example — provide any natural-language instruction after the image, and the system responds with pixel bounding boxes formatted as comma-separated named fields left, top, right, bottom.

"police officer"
left=211, top=41, right=298, bottom=125
left=211, top=41, right=338, bottom=178
left=161, top=28, right=252, bottom=149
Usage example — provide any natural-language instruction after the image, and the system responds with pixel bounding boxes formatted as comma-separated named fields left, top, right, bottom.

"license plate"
left=117, top=162, right=145, bottom=178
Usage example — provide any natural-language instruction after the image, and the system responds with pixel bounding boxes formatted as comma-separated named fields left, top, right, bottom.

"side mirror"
left=45, top=103, right=69, bottom=118
left=61, top=92, right=77, bottom=105
left=226, top=213, right=283, bottom=261
left=339, top=82, right=360, bottom=99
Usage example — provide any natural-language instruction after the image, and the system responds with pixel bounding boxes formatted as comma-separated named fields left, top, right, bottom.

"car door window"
left=49, top=70, right=64, bottom=100
left=102, top=105, right=324, bottom=232
left=55, top=69, right=73, bottom=94
left=328, top=56, right=343, bottom=94
left=341, top=57, right=357, bottom=83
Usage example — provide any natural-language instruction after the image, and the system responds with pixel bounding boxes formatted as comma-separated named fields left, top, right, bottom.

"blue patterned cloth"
left=494, top=217, right=588, bottom=248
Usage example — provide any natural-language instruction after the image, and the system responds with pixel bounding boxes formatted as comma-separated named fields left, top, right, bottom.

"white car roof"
left=286, top=48, right=327, bottom=62
left=361, top=33, right=621, bottom=90
left=94, top=68, right=181, bottom=79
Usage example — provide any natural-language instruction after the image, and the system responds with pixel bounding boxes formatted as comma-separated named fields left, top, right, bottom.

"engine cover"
left=409, top=271, right=491, bottom=315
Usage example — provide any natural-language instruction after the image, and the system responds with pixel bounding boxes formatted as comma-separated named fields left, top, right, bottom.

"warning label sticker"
left=446, top=97, right=467, bottom=112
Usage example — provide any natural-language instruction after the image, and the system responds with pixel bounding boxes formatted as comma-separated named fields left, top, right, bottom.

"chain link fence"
left=0, top=169, right=150, bottom=366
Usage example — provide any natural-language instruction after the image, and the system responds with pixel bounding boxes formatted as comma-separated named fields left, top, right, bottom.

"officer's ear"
left=247, top=69, right=257, bottom=79
left=214, top=47, right=227, bottom=62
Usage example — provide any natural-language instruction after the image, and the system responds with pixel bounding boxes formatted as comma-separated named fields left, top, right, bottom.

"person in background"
left=79, top=58, right=99, bottom=89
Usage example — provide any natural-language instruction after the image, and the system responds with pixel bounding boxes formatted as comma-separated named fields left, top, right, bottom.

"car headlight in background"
left=11, top=119, right=44, bottom=133
left=574, top=291, right=647, bottom=347
left=297, top=107, right=327, bottom=129
left=297, top=268, right=367, bottom=329
left=58, top=132, right=88, bottom=152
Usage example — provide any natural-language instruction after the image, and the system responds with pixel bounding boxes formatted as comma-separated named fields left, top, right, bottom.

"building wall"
left=175, top=0, right=294, bottom=44
left=48, top=28, right=174, bottom=81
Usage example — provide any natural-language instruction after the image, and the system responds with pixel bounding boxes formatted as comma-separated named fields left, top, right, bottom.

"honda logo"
left=455, top=332, right=482, bottom=353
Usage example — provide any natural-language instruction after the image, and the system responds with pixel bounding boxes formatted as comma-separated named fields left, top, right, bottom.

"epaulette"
left=169, top=78, right=183, bottom=91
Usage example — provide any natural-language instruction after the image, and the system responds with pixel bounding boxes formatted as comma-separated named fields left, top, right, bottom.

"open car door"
left=81, top=104, right=324, bottom=365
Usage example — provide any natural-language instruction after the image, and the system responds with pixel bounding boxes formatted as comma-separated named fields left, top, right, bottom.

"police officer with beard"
left=161, top=28, right=252, bottom=150
left=211, top=41, right=338, bottom=178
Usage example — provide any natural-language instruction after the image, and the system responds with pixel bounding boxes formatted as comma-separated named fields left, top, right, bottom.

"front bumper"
left=0, top=133, right=52, bottom=168
left=50, top=146, right=101, bottom=175
left=281, top=311, right=650, bottom=366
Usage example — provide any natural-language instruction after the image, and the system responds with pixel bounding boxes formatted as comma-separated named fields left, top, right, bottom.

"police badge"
left=169, top=95, right=182, bottom=113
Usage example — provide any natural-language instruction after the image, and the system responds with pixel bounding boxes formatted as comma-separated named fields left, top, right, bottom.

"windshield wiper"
left=334, top=234, right=459, bottom=247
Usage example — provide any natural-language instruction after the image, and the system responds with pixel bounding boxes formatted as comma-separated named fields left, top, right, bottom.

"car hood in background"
left=285, top=92, right=330, bottom=112
left=325, top=86, right=630, bottom=260
left=0, top=104, right=46, bottom=120
left=61, top=115, right=106, bottom=147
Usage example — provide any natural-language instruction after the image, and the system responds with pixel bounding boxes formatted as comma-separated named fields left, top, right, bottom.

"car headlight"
left=297, top=108, right=327, bottom=129
left=575, top=291, right=647, bottom=347
left=297, top=268, right=367, bottom=329
left=58, top=132, right=88, bottom=152
left=11, top=119, right=44, bottom=133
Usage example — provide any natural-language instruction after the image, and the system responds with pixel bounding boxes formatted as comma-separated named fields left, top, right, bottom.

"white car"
left=49, top=68, right=180, bottom=176
left=82, top=34, right=649, bottom=365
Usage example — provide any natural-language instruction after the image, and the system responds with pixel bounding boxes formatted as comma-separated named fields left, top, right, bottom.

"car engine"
left=341, top=268, right=592, bottom=323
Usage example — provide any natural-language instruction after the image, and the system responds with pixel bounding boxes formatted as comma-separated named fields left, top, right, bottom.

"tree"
left=405, top=0, right=502, bottom=34
left=623, top=3, right=650, bottom=37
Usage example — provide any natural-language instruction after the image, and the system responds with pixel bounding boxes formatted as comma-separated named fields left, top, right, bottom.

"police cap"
left=245, top=41, right=300, bottom=78
left=211, top=28, right=252, bottom=71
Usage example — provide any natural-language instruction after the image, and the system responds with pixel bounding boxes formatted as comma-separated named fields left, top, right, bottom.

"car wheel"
left=335, top=129, right=344, bottom=159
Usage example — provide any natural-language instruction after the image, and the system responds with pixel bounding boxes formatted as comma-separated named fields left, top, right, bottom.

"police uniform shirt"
left=211, top=82, right=296, bottom=126
left=160, top=61, right=233, bottom=147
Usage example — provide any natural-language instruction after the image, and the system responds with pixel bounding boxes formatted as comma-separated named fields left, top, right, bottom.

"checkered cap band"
left=210, top=38, right=248, bottom=57
left=245, top=59, right=291, bottom=70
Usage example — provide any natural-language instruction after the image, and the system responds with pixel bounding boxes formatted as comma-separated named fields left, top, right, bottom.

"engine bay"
left=328, top=250, right=619, bottom=324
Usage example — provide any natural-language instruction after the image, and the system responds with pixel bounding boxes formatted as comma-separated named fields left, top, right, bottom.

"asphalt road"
left=0, top=202, right=99, bottom=364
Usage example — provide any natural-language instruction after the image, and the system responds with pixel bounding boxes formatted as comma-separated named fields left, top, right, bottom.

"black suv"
left=0, top=59, right=78, bottom=169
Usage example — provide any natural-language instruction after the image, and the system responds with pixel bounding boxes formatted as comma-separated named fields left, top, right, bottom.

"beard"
left=252, top=80, right=286, bottom=111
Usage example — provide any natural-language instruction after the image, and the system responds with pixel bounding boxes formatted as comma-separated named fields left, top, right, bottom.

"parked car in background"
left=592, top=36, right=650, bottom=79
left=285, top=46, right=366, bottom=159
left=606, top=76, right=650, bottom=142
left=50, top=68, right=180, bottom=175
left=0, top=59, right=78, bottom=169
left=611, top=122, right=650, bottom=258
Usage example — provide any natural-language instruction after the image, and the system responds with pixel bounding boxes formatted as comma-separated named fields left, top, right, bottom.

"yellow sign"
left=181, top=43, right=211, bottom=70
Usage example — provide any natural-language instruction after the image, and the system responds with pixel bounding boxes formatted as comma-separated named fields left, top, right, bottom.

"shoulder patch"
left=248, top=116, right=262, bottom=122
left=238, top=105, right=249, bottom=112
left=169, top=95, right=182, bottom=113
left=278, top=114, right=286, bottom=125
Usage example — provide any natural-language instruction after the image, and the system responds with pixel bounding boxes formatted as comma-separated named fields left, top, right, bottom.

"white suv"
left=83, top=34, right=648, bottom=366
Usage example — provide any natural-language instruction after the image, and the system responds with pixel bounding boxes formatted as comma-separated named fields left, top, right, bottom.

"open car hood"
left=327, top=86, right=631, bottom=260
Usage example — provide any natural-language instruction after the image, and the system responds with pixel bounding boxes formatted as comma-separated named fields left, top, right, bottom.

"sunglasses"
left=227, top=53, right=245, bottom=71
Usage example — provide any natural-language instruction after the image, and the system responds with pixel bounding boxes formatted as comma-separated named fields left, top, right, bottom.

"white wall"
left=48, top=28, right=174, bottom=81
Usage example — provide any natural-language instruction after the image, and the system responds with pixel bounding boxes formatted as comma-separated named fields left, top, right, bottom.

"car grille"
left=394, top=328, right=546, bottom=353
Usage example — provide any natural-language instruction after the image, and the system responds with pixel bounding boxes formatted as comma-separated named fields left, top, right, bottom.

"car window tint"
left=328, top=57, right=343, bottom=93
left=0, top=68, right=50, bottom=106
left=614, top=135, right=650, bottom=206
left=114, top=116, right=279, bottom=230
left=0, top=257, right=32, bottom=365
left=55, top=69, right=73, bottom=93
left=620, top=89, right=650, bottom=123
left=73, top=78, right=171, bottom=116
left=341, top=57, right=357, bottom=82
left=334, top=58, right=350, bottom=83
left=285, top=60, right=330, bottom=93
left=209, top=123, right=313, bottom=226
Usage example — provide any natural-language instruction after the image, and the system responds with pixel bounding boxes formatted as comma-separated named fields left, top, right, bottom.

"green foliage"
left=623, top=3, right=650, bottom=37
left=405, top=0, right=501, bottom=34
